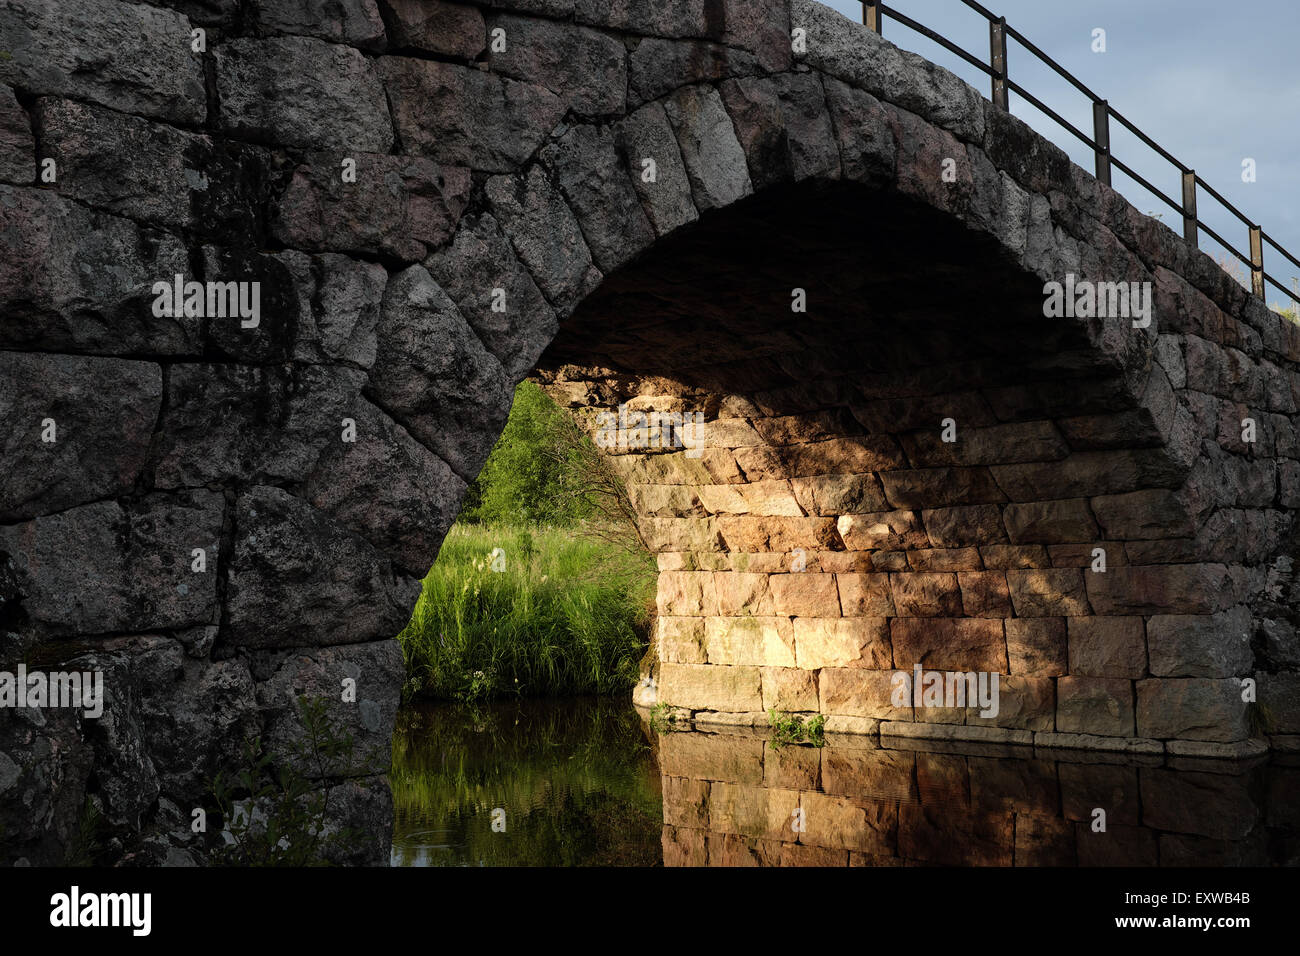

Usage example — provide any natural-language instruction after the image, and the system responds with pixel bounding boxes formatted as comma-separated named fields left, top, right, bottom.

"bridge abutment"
left=0, top=0, right=1296, bottom=864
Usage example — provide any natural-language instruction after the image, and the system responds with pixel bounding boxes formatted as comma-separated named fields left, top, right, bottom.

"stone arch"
left=526, top=170, right=1216, bottom=745
left=0, top=0, right=1295, bottom=865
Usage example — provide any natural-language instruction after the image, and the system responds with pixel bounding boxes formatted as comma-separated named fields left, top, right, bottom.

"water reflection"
left=658, top=726, right=1300, bottom=866
left=389, top=697, right=1300, bottom=866
left=390, top=697, right=662, bottom=866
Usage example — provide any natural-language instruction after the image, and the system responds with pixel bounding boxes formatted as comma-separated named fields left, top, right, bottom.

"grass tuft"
left=397, top=523, right=656, bottom=702
left=767, top=710, right=827, bottom=749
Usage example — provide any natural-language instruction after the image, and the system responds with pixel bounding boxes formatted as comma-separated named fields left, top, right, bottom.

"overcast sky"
left=820, top=0, right=1300, bottom=306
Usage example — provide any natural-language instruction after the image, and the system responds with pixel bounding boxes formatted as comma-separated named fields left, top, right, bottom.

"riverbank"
left=397, top=523, right=656, bottom=702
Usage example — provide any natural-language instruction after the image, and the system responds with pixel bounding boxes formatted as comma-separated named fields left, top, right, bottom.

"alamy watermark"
left=594, top=404, right=705, bottom=458
left=0, top=664, right=103, bottom=718
left=151, top=274, right=260, bottom=328
left=50, top=886, right=150, bottom=936
left=891, top=664, right=1000, bottom=718
left=1043, top=273, right=1152, bottom=328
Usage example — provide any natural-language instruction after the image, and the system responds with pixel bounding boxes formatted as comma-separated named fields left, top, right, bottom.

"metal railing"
left=860, top=0, right=1300, bottom=308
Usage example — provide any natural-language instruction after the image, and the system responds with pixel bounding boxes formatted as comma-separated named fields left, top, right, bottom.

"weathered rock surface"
left=423, top=212, right=558, bottom=379
left=618, top=100, right=699, bottom=235
left=304, top=398, right=466, bottom=575
left=0, top=85, right=35, bottom=184
left=0, top=491, right=223, bottom=635
left=485, top=166, right=601, bottom=312
left=540, top=125, right=656, bottom=274
left=274, top=250, right=387, bottom=368
left=485, top=13, right=627, bottom=115
left=367, top=266, right=511, bottom=478
left=34, top=97, right=268, bottom=240
left=0, top=186, right=194, bottom=354
left=663, top=84, right=754, bottom=211
left=225, top=486, right=420, bottom=648
left=255, top=640, right=404, bottom=778
left=0, top=352, right=161, bottom=522
left=0, top=0, right=206, bottom=124
left=377, top=0, right=484, bottom=57
left=151, top=363, right=367, bottom=488
left=379, top=57, right=564, bottom=172
left=253, top=0, right=387, bottom=49
left=272, top=154, right=471, bottom=261
left=215, top=36, right=393, bottom=151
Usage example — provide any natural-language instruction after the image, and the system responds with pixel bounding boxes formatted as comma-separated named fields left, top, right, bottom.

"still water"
left=390, top=697, right=663, bottom=866
left=390, top=697, right=1299, bottom=866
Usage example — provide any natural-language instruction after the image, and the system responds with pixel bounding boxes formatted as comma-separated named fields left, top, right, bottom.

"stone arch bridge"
left=0, top=0, right=1297, bottom=865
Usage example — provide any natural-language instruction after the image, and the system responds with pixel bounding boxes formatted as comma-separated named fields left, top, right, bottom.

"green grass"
left=648, top=702, right=684, bottom=735
left=397, top=523, right=656, bottom=702
left=1247, top=701, right=1276, bottom=737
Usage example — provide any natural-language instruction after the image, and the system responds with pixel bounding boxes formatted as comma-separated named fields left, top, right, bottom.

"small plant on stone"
left=1247, top=701, right=1277, bottom=737
left=62, top=797, right=106, bottom=867
left=205, top=696, right=366, bottom=866
left=648, top=702, right=682, bottom=735
left=768, top=710, right=827, bottom=749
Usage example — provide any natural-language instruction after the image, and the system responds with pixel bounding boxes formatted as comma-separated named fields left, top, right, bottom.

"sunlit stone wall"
left=543, top=320, right=1295, bottom=757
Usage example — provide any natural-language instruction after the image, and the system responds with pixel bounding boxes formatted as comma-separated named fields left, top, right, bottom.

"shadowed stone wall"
left=0, top=0, right=1296, bottom=864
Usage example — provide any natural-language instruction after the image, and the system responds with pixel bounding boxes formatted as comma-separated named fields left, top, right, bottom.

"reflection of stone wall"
left=656, top=726, right=1298, bottom=866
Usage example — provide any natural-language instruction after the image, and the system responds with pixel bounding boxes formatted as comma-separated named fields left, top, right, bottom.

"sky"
left=821, top=0, right=1300, bottom=306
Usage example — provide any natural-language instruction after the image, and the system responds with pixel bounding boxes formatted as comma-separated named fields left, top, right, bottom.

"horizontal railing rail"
left=859, top=0, right=1300, bottom=309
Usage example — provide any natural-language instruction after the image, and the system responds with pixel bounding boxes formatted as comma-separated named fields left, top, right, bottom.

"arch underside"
left=539, top=180, right=1280, bottom=746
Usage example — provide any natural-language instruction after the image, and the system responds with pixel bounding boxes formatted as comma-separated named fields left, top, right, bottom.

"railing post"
left=864, top=0, right=882, bottom=34
left=1250, top=226, right=1265, bottom=299
left=989, top=16, right=1009, bottom=110
left=1092, top=100, right=1111, bottom=186
left=1181, top=170, right=1198, bottom=245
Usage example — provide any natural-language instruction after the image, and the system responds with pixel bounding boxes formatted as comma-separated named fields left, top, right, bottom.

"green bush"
left=460, top=380, right=594, bottom=527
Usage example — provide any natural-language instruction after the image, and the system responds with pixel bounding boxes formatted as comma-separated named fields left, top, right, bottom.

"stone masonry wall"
left=0, top=0, right=1297, bottom=864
